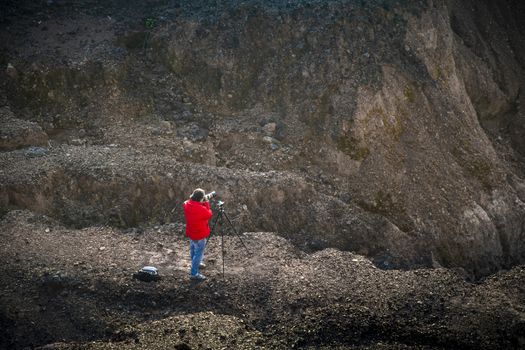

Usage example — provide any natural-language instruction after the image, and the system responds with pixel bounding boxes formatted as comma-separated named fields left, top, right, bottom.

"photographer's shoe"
left=189, top=273, right=206, bottom=281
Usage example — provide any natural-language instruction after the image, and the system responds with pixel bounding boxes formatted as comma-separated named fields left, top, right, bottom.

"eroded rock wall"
left=1, top=0, right=524, bottom=276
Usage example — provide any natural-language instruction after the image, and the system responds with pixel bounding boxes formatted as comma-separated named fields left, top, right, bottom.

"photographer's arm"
left=196, top=201, right=213, bottom=220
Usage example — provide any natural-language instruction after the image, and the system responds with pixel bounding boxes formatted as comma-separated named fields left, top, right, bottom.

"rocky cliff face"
left=1, top=0, right=524, bottom=277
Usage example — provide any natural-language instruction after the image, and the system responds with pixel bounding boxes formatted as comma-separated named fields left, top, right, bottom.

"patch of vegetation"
left=364, top=107, right=385, bottom=123
left=467, top=159, right=495, bottom=191
left=166, top=52, right=184, bottom=75
left=450, top=142, right=496, bottom=191
left=432, top=63, right=453, bottom=84
left=403, top=85, right=415, bottom=102
left=144, top=17, right=156, bottom=29
left=358, top=190, right=413, bottom=232
left=365, top=106, right=404, bottom=141
left=336, top=131, right=370, bottom=161
left=451, top=145, right=462, bottom=159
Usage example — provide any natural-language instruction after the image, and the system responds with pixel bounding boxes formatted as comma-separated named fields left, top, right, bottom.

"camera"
left=204, top=191, right=217, bottom=201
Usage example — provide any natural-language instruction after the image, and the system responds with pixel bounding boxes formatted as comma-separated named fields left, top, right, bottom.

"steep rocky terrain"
left=1, top=0, right=525, bottom=348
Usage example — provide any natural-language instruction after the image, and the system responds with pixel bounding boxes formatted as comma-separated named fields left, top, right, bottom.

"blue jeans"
left=189, top=239, right=206, bottom=276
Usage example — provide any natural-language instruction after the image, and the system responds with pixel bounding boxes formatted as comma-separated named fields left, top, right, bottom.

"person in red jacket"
left=183, top=188, right=213, bottom=280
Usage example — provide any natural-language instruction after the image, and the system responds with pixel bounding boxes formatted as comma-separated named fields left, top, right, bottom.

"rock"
left=177, top=123, right=208, bottom=142
left=70, top=138, right=85, bottom=146
left=339, top=193, right=352, bottom=203
left=263, top=122, right=276, bottom=135
left=262, top=136, right=277, bottom=144
left=24, top=146, right=49, bottom=158
left=6, top=63, right=18, bottom=79
left=151, top=127, right=163, bottom=136
left=160, top=120, right=172, bottom=129
left=173, top=110, right=193, bottom=123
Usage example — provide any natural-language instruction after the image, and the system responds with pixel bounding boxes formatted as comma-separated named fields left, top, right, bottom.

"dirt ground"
left=1, top=210, right=524, bottom=349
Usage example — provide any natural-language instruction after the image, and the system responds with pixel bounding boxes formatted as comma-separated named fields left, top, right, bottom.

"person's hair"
left=190, top=188, right=205, bottom=202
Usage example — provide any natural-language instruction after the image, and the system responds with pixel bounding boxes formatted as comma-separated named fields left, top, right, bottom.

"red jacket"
left=183, top=199, right=213, bottom=240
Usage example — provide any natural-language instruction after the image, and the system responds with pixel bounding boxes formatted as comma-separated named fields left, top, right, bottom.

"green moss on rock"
left=358, top=190, right=413, bottom=232
left=467, top=159, right=495, bottom=190
left=337, top=133, right=370, bottom=161
left=403, top=85, right=415, bottom=102
left=450, top=142, right=496, bottom=191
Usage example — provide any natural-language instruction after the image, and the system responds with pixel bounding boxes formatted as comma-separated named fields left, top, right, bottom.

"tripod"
left=210, top=201, right=250, bottom=278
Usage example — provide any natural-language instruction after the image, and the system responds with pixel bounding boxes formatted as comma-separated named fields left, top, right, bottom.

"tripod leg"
left=222, top=210, right=251, bottom=254
left=210, top=211, right=226, bottom=279
left=214, top=211, right=226, bottom=279
left=221, top=221, right=225, bottom=279
left=210, top=210, right=221, bottom=237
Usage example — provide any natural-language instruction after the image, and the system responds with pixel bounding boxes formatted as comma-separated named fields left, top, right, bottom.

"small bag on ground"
left=133, top=266, right=161, bottom=282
